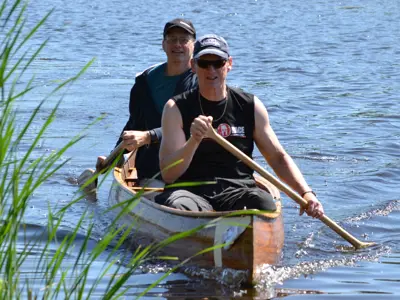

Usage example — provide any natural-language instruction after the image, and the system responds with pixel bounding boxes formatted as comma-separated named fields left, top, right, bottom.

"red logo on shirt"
left=217, top=123, right=231, bottom=137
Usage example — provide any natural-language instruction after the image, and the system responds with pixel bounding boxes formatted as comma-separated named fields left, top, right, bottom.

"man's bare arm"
left=159, top=100, right=201, bottom=183
left=253, top=96, right=323, bottom=218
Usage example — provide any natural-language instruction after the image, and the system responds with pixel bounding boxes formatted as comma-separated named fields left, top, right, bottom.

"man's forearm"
left=269, top=153, right=311, bottom=195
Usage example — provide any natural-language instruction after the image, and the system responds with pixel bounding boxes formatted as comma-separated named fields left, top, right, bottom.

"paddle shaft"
left=208, top=128, right=374, bottom=249
left=131, top=187, right=164, bottom=192
left=101, top=142, right=125, bottom=171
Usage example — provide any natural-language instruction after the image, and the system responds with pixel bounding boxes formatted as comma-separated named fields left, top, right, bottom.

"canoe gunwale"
left=113, top=166, right=282, bottom=220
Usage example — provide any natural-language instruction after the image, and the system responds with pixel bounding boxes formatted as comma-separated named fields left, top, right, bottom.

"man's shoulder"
left=135, top=62, right=165, bottom=79
left=180, top=68, right=197, bottom=80
left=174, top=69, right=198, bottom=94
left=228, top=86, right=255, bottom=103
left=173, top=87, right=197, bottom=103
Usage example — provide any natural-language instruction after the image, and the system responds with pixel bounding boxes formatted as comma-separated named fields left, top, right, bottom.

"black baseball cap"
left=193, top=34, right=230, bottom=60
left=163, top=18, right=196, bottom=38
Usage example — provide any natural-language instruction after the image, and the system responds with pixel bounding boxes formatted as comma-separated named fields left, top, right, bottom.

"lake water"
left=9, top=0, right=400, bottom=298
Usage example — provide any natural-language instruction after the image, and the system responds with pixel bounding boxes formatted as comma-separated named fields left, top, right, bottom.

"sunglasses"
left=195, top=59, right=227, bottom=69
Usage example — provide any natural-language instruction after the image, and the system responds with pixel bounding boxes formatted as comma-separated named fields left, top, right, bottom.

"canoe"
left=108, top=151, right=284, bottom=285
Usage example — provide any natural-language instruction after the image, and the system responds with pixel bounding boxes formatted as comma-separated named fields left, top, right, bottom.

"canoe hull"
left=108, top=157, right=284, bottom=285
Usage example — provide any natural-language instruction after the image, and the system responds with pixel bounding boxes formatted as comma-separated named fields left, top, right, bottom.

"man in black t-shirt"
left=157, top=34, right=324, bottom=219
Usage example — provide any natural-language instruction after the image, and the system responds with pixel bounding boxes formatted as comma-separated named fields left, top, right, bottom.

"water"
left=7, top=0, right=400, bottom=298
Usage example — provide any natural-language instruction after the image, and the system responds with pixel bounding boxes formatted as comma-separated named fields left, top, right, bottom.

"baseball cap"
left=193, top=34, right=230, bottom=60
left=163, top=18, right=196, bottom=38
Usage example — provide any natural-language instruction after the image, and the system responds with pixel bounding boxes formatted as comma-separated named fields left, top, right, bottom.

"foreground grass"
left=0, top=0, right=176, bottom=298
left=1, top=1, right=236, bottom=298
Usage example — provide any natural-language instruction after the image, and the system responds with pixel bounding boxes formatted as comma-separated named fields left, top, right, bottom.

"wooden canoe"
left=108, top=151, right=284, bottom=285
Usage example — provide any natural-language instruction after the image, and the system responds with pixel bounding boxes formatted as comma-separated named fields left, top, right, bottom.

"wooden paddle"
left=207, top=128, right=375, bottom=249
left=77, top=142, right=125, bottom=197
left=131, top=187, right=164, bottom=192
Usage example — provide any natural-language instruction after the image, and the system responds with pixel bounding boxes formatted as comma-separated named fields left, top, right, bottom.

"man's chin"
left=169, top=56, right=185, bottom=63
left=170, top=53, right=185, bottom=58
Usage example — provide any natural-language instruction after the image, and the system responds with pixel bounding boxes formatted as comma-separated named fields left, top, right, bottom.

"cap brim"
left=194, top=49, right=229, bottom=60
left=165, top=25, right=195, bottom=36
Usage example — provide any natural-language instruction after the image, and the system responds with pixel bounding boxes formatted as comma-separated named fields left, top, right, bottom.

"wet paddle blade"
left=78, top=168, right=96, bottom=187
left=76, top=142, right=125, bottom=201
left=77, top=168, right=98, bottom=199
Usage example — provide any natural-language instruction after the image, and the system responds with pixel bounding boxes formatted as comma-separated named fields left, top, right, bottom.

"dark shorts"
left=155, top=178, right=277, bottom=212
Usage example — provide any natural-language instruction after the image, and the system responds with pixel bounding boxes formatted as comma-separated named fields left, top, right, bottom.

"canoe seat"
left=125, top=168, right=138, bottom=187
left=126, top=168, right=138, bottom=181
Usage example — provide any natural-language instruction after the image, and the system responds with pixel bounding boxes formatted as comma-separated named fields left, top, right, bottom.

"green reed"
left=1, top=1, right=243, bottom=298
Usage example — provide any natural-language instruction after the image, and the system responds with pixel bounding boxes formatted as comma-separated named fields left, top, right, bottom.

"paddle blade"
left=356, top=241, right=377, bottom=249
left=77, top=168, right=99, bottom=199
left=78, top=168, right=96, bottom=187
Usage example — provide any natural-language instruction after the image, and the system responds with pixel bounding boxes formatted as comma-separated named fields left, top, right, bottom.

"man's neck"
left=199, top=84, right=227, bottom=101
left=165, top=61, right=190, bottom=76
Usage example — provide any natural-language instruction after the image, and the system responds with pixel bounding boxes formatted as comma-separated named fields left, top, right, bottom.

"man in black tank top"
left=156, top=34, right=324, bottom=219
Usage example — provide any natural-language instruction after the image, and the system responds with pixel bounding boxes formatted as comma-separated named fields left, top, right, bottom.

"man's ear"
left=162, top=39, right=167, bottom=53
left=227, top=57, right=233, bottom=72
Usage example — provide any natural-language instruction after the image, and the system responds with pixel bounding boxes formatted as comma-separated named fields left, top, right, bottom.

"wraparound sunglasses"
left=195, top=59, right=227, bottom=69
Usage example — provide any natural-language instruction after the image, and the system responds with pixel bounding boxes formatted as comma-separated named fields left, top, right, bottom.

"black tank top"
left=174, top=86, right=255, bottom=181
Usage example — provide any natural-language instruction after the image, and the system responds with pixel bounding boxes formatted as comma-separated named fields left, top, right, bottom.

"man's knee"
left=164, top=190, right=213, bottom=212
left=168, top=198, right=198, bottom=211
left=247, top=189, right=277, bottom=211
